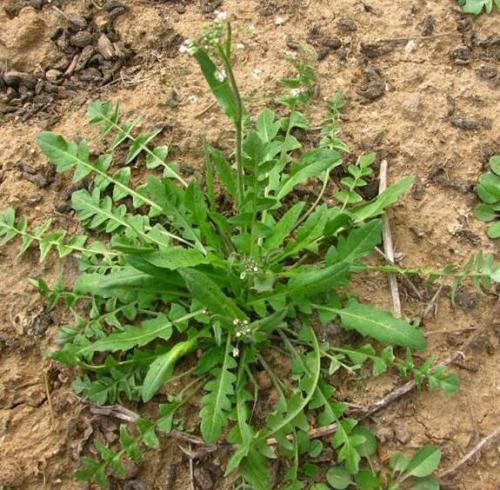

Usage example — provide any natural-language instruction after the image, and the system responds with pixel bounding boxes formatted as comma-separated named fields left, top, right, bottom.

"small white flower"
left=252, top=266, right=259, bottom=272
left=232, top=347, right=240, bottom=358
left=214, top=69, right=227, bottom=82
left=290, top=87, right=305, bottom=97
left=179, top=39, right=198, bottom=56
left=215, top=10, right=228, bottom=21
left=235, top=331, right=241, bottom=338
left=404, top=39, right=417, bottom=55
left=252, top=68, right=263, bottom=80
left=240, top=271, right=247, bottom=280
left=187, top=95, right=198, bottom=104
left=233, top=319, right=239, bottom=325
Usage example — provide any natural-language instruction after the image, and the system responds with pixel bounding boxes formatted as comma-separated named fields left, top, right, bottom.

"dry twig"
left=85, top=401, right=140, bottom=423
left=374, top=247, right=423, bottom=300
left=189, top=443, right=196, bottom=490
left=421, top=283, right=444, bottom=320
left=195, top=100, right=217, bottom=119
left=378, top=160, right=401, bottom=317
left=43, top=372, right=55, bottom=429
left=373, top=31, right=460, bottom=44
left=439, top=426, right=500, bottom=479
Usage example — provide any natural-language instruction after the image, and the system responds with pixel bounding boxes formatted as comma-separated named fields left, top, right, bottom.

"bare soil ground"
left=0, top=0, right=499, bottom=488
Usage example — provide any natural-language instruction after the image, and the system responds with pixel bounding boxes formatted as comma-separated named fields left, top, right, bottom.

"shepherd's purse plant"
left=1, top=14, right=499, bottom=490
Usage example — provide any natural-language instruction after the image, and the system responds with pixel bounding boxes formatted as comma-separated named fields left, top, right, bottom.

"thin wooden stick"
left=439, top=426, right=500, bottom=479
left=77, top=397, right=140, bottom=423
left=195, top=100, right=217, bottom=119
left=378, top=160, right=401, bottom=317
left=189, top=444, right=196, bottom=490
left=421, top=283, right=444, bottom=320
left=374, top=247, right=423, bottom=300
left=43, top=372, right=55, bottom=429
left=426, top=326, right=476, bottom=336
left=372, top=31, right=460, bottom=44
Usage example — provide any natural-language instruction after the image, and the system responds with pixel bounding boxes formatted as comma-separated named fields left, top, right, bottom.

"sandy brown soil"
left=0, top=0, right=499, bottom=489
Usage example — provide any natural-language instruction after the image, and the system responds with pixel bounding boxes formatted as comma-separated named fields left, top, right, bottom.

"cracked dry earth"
left=0, top=0, right=499, bottom=488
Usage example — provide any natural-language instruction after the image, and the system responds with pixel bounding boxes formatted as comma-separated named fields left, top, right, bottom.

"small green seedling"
left=474, top=154, right=500, bottom=239
left=457, top=0, right=500, bottom=14
left=312, top=441, right=441, bottom=490
left=384, top=445, right=442, bottom=490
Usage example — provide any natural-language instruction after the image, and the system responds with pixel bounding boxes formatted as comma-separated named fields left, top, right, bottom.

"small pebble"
left=337, top=17, right=357, bottom=32
left=393, top=422, right=411, bottom=444
left=45, top=69, right=62, bottom=84
left=70, top=31, right=93, bottom=48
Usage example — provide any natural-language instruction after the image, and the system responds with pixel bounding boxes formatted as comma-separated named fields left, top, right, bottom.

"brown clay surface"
left=0, top=0, right=499, bottom=488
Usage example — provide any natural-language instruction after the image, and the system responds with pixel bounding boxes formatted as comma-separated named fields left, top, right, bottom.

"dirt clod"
left=478, top=64, right=498, bottom=84
left=403, top=93, right=422, bottom=121
left=70, top=31, right=93, bottom=48
left=97, top=34, right=115, bottom=60
left=421, top=15, right=435, bottom=36
left=45, top=69, right=62, bottom=84
left=450, top=47, right=471, bottom=65
left=357, top=67, right=386, bottom=102
left=393, top=421, right=411, bottom=444
left=3, top=71, right=37, bottom=88
left=455, top=287, right=478, bottom=311
left=175, top=4, right=187, bottom=14
left=337, top=17, right=357, bottom=32
left=361, top=42, right=395, bottom=58
left=194, top=466, right=214, bottom=490
left=374, top=425, right=394, bottom=443
left=322, top=37, right=342, bottom=50
left=67, top=15, right=88, bottom=32
left=200, top=0, right=223, bottom=14
left=256, top=370, right=273, bottom=390
left=450, top=115, right=492, bottom=130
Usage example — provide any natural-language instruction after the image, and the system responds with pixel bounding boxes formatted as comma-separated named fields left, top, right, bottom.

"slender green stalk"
left=219, top=38, right=244, bottom=208
left=290, top=168, right=331, bottom=233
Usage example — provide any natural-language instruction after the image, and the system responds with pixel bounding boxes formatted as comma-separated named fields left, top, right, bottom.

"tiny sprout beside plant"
left=0, top=16, right=499, bottom=490
left=475, top=154, right=500, bottom=239
left=457, top=0, right=500, bottom=14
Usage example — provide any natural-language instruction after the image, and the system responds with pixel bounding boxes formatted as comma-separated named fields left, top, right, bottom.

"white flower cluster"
left=215, top=10, right=228, bottom=22
left=179, top=39, right=198, bottom=56
left=201, top=23, right=224, bottom=50
left=290, top=87, right=306, bottom=97
left=239, top=258, right=259, bottom=279
left=233, top=318, right=251, bottom=338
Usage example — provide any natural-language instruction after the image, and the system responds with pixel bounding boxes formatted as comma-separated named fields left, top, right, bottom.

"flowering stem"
left=218, top=29, right=244, bottom=209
